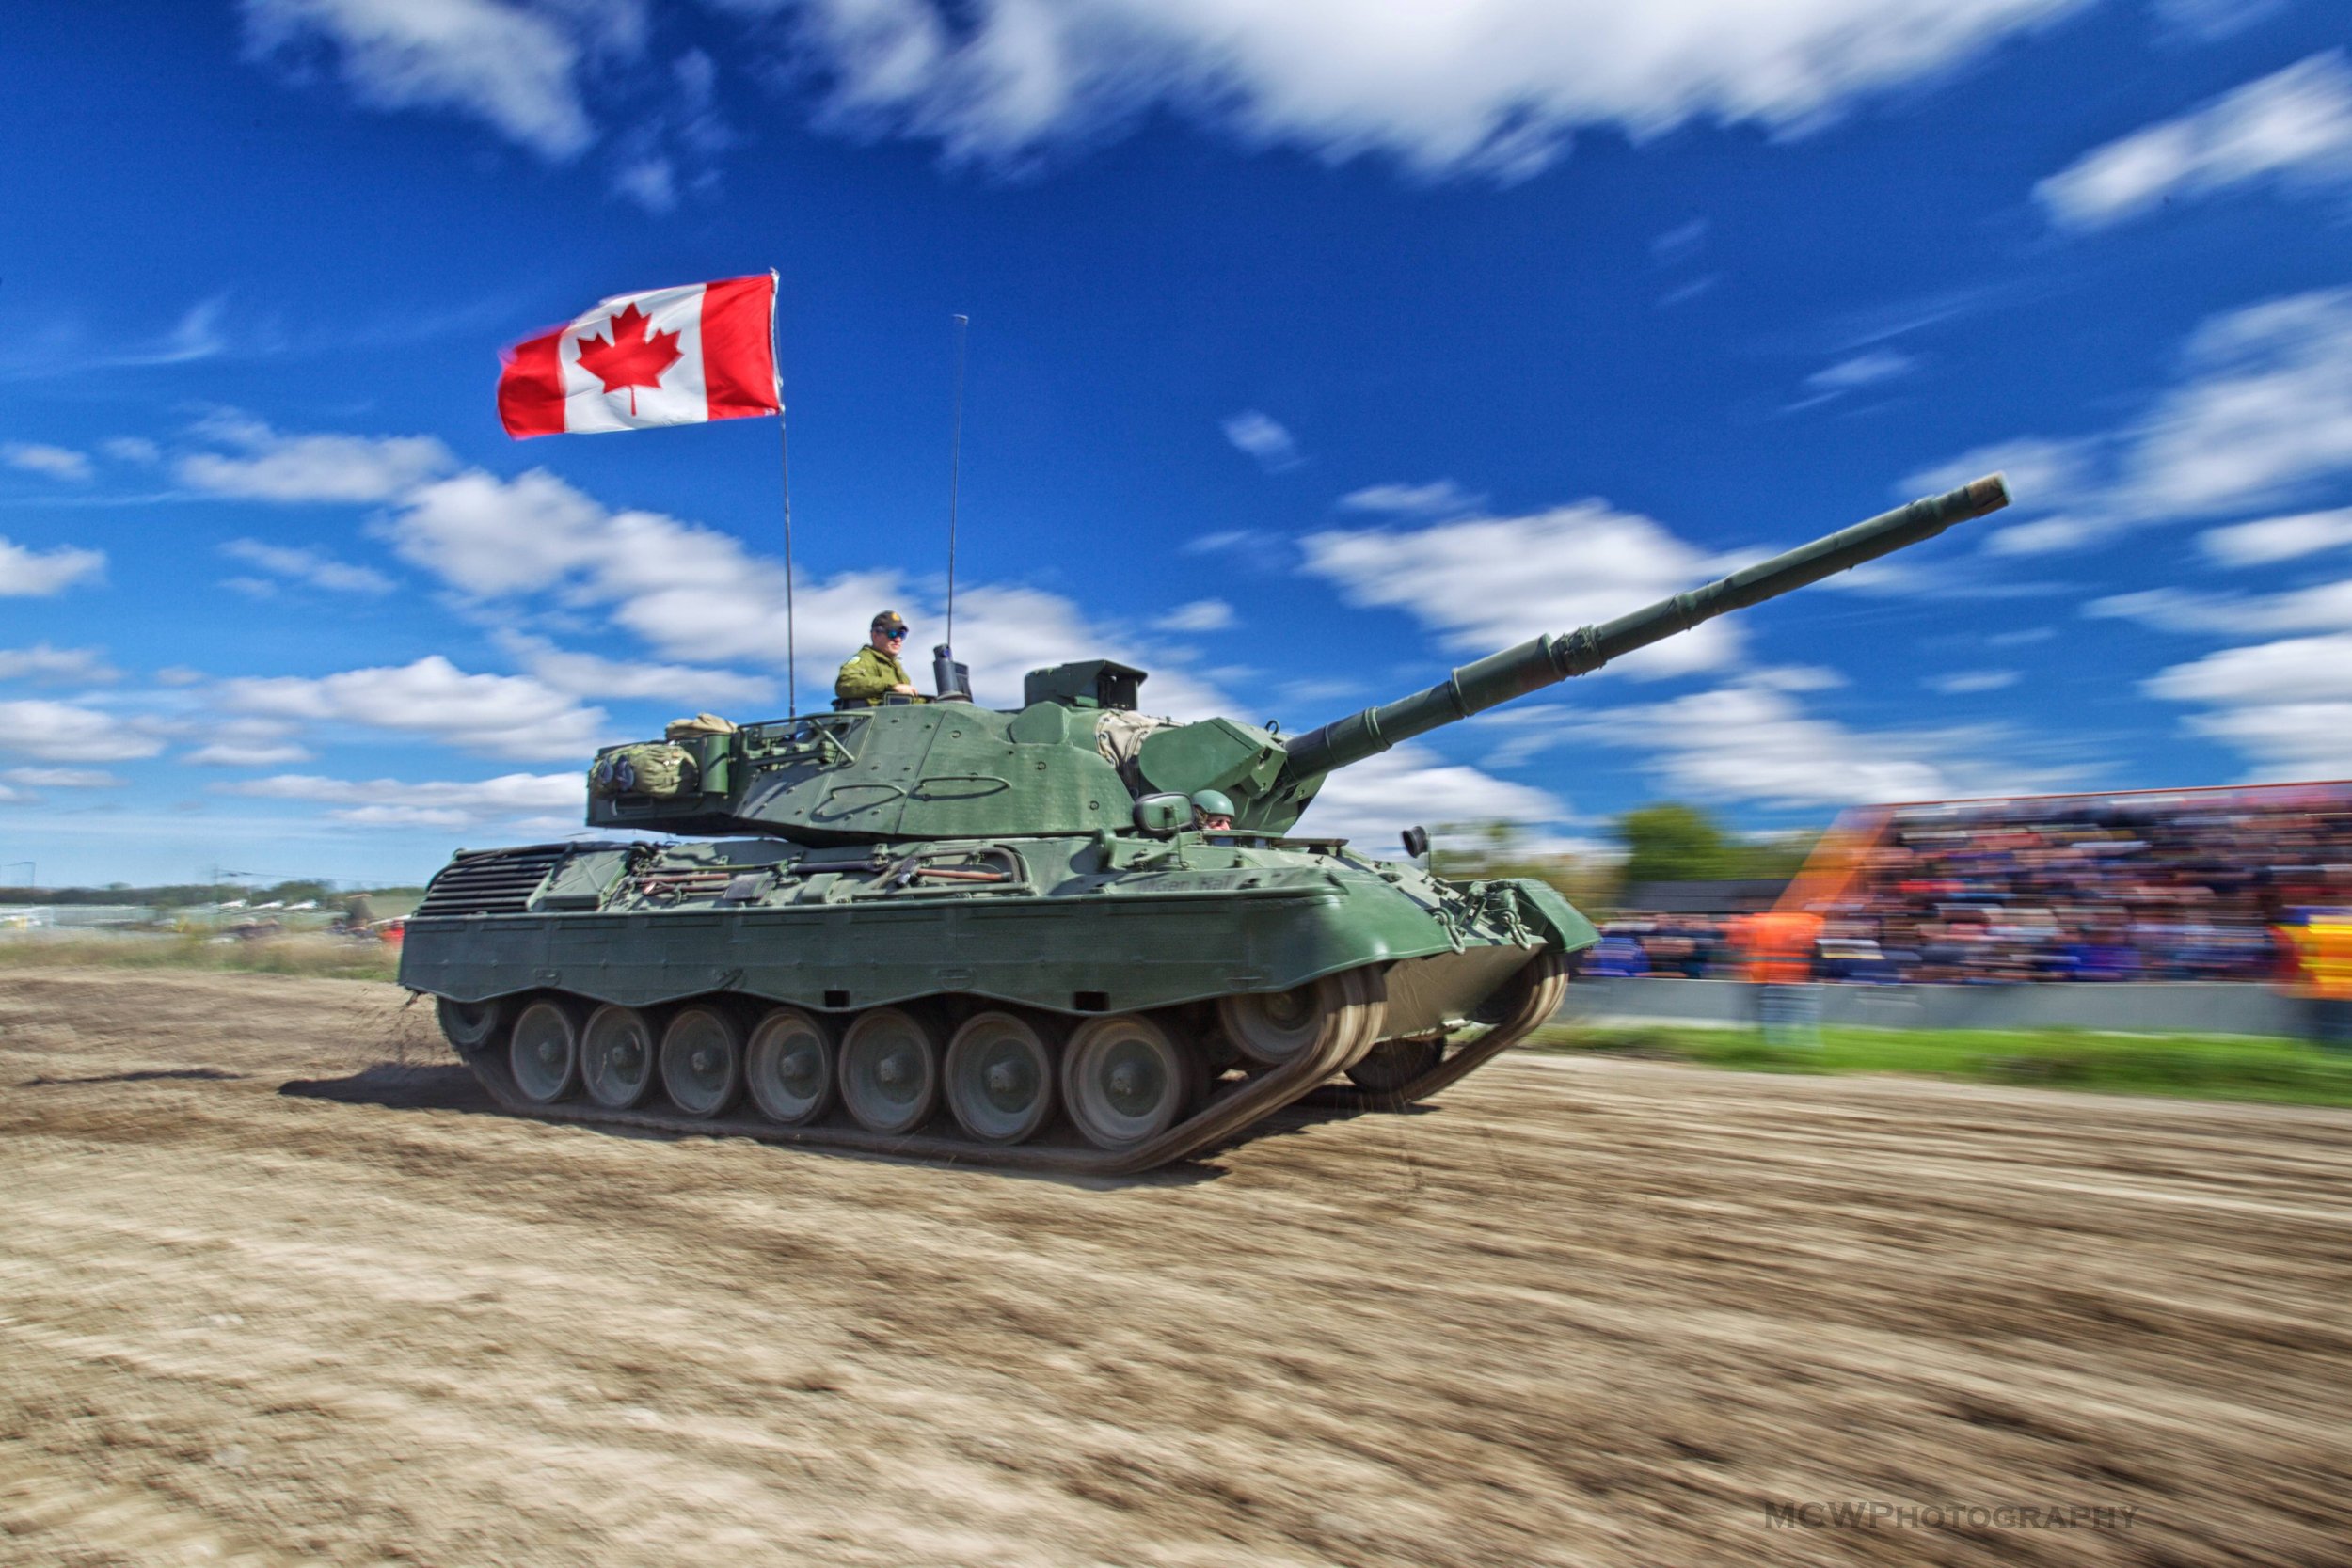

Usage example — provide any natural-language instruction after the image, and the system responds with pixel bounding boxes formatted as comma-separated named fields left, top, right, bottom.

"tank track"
left=437, top=958, right=1565, bottom=1176
left=1310, top=951, right=1571, bottom=1114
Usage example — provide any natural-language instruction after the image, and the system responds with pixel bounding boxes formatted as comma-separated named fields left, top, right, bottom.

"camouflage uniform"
left=835, top=643, right=914, bottom=706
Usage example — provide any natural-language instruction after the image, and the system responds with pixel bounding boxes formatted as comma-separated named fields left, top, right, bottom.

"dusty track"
left=2, top=968, right=2347, bottom=1567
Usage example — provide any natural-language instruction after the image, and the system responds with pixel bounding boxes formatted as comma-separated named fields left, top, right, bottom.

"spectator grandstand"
left=1582, top=782, right=2352, bottom=985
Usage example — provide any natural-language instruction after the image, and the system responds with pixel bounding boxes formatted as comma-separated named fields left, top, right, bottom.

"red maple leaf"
left=574, top=301, right=683, bottom=415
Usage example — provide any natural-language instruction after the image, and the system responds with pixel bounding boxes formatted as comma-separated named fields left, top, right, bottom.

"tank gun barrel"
left=1279, top=473, right=2010, bottom=786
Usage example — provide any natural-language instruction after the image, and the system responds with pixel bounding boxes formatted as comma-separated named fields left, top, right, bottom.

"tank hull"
left=397, top=834, right=1596, bottom=1171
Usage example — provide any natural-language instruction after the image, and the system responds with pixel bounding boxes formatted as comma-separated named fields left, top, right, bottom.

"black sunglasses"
left=880, top=627, right=908, bottom=639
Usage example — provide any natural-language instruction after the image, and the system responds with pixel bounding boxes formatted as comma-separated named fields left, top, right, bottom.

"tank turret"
left=586, top=474, right=2009, bottom=844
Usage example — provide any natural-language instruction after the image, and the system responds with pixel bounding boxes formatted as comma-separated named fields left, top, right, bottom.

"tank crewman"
left=835, top=610, right=923, bottom=706
left=1191, top=790, right=1235, bottom=832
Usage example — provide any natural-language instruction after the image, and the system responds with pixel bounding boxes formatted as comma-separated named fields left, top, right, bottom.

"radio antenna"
left=945, top=312, right=969, bottom=655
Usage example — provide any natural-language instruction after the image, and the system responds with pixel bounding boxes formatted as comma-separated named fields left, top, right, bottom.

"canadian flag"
left=497, top=275, right=778, bottom=438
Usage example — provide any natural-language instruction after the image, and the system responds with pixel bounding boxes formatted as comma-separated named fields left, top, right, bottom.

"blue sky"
left=3, top=0, right=2350, bottom=887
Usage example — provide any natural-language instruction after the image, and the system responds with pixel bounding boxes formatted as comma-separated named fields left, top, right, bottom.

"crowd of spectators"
left=1580, top=787, right=2352, bottom=985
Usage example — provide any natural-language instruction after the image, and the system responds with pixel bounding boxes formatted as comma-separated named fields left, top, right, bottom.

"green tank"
left=402, top=474, right=2010, bottom=1172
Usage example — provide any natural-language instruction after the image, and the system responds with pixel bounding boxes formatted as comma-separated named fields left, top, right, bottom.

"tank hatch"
left=1023, top=659, right=1145, bottom=710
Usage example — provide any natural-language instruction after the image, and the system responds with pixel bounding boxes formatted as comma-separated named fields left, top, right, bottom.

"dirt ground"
left=2, top=968, right=2348, bottom=1567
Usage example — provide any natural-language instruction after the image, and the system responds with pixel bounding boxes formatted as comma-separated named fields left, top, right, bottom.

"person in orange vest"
left=2279, top=910, right=2352, bottom=1048
left=1730, top=909, right=1823, bottom=984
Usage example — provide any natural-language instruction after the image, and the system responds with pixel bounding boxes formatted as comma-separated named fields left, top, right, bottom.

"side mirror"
left=1133, top=793, right=1192, bottom=835
left=1401, top=825, right=1430, bottom=859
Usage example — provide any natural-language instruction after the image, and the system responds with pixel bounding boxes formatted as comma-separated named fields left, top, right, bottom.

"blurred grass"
left=1526, top=1022, right=2352, bottom=1108
left=0, top=934, right=400, bottom=983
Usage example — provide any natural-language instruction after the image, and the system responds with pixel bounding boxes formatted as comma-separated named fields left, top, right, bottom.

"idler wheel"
left=839, top=1007, right=943, bottom=1134
left=438, top=996, right=510, bottom=1055
left=660, top=1006, right=744, bottom=1119
left=1346, top=1035, right=1444, bottom=1093
left=944, top=1011, right=1058, bottom=1145
left=580, top=1004, right=659, bottom=1109
left=508, top=999, right=580, bottom=1104
left=1217, top=971, right=1381, bottom=1067
left=745, top=1006, right=835, bottom=1125
left=1062, top=1014, right=1189, bottom=1151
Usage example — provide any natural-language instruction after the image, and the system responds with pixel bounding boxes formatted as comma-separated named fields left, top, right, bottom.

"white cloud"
left=1982, top=513, right=2118, bottom=557
left=185, top=740, right=318, bottom=768
left=1905, top=288, right=2352, bottom=552
left=1650, top=217, right=1708, bottom=264
left=1805, top=349, right=1915, bottom=393
left=763, top=0, right=2083, bottom=178
left=1222, top=410, right=1300, bottom=470
left=2121, top=289, right=2352, bottom=519
left=0, top=644, right=119, bottom=685
left=612, top=153, right=676, bottom=211
left=494, top=631, right=778, bottom=707
left=1559, top=674, right=2053, bottom=808
left=219, top=769, right=586, bottom=830
left=1924, top=669, right=2019, bottom=694
left=2143, top=632, right=2352, bottom=779
left=2089, top=579, right=2352, bottom=637
left=0, top=701, right=167, bottom=763
left=220, top=538, right=397, bottom=594
left=2, top=767, right=123, bottom=789
left=102, top=436, right=161, bottom=465
left=1657, top=275, right=1720, bottom=309
left=0, top=537, right=105, bottom=597
left=1151, top=599, right=1235, bottom=634
left=2153, top=0, right=2285, bottom=41
left=2036, top=53, right=2352, bottom=231
left=177, top=412, right=454, bottom=503
left=183, top=718, right=314, bottom=768
left=3, top=443, right=92, bottom=482
left=241, top=0, right=2086, bottom=184
left=380, top=467, right=901, bottom=676
left=1292, top=741, right=1566, bottom=845
left=1339, top=480, right=1486, bottom=516
left=221, top=655, right=606, bottom=760
left=1300, top=500, right=1742, bottom=677
left=241, top=0, right=616, bottom=159
left=2198, top=507, right=2352, bottom=566
left=1900, top=436, right=2098, bottom=511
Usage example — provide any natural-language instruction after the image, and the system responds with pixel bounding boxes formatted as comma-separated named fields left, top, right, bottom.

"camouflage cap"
left=871, top=610, right=908, bottom=632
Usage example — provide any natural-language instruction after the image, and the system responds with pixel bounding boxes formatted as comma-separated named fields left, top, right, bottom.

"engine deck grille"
left=414, top=846, right=570, bottom=918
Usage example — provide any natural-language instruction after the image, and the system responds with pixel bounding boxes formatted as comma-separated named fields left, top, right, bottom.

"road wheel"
left=1217, top=970, right=1386, bottom=1068
left=945, top=1011, right=1058, bottom=1145
left=745, top=1006, right=835, bottom=1125
left=1062, top=1014, right=1189, bottom=1150
left=839, top=1007, right=943, bottom=1134
left=507, top=999, right=580, bottom=1104
left=660, top=1006, right=743, bottom=1118
left=1346, top=1035, right=1444, bottom=1093
left=437, top=996, right=509, bottom=1054
left=580, top=1004, right=659, bottom=1109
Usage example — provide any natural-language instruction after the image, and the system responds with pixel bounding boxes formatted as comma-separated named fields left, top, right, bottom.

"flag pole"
left=771, top=269, right=795, bottom=720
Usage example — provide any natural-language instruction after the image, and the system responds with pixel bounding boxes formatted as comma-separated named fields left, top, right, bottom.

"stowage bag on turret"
left=590, top=742, right=699, bottom=799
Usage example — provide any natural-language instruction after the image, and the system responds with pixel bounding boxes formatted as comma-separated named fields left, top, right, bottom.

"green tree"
left=1613, top=802, right=1739, bottom=885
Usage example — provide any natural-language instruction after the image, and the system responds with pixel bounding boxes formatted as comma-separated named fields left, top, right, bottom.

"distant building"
left=1619, top=879, right=1789, bottom=915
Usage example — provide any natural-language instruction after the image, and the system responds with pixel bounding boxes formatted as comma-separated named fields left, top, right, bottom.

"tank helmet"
left=1190, top=789, right=1235, bottom=820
